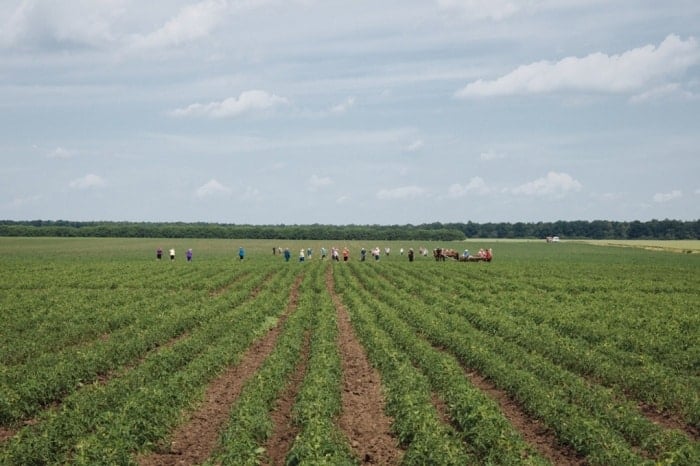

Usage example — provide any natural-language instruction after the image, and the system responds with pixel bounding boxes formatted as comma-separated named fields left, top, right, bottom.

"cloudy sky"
left=1, top=0, right=699, bottom=225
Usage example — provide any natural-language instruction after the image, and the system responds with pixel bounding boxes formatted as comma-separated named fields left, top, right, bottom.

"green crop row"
left=206, top=270, right=312, bottom=465
left=0, top=264, right=240, bottom=365
left=285, top=262, right=357, bottom=465
left=399, top=263, right=699, bottom=424
left=342, top=262, right=550, bottom=465
left=362, top=264, right=699, bottom=465
left=332, top=264, right=476, bottom=465
left=433, top=262, right=699, bottom=375
left=0, top=266, right=298, bottom=465
left=0, top=270, right=263, bottom=425
left=444, top=271, right=699, bottom=428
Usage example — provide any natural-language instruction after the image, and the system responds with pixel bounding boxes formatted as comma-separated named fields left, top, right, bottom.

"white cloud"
left=196, top=179, right=231, bottom=198
left=653, top=190, right=682, bottom=203
left=47, top=147, right=75, bottom=159
left=130, top=0, right=228, bottom=49
left=171, top=90, right=288, bottom=118
left=511, top=172, right=582, bottom=197
left=376, top=185, right=427, bottom=200
left=480, top=150, right=504, bottom=161
left=436, top=0, right=520, bottom=21
left=336, top=195, right=350, bottom=204
left=456, top=34, right=700, bottom=98
left=404, top=140, right=424, bottom=152
left=436, top=0, right=601, bottom=22
left=447, top=177, right=490, bottom=198
left=0, top=0, right=122, bottom=49
left=308, top=174, right=333, bottom=191
left=69, top=174, right=106, bottom=190
left=629, top=83, right=698, bottom=103
left=330, top=96, right=355, bottom=114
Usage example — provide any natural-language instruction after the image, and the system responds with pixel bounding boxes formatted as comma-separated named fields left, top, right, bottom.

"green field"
left=1, top=237, right=698, bottom=465
left=578, top=239, right=700, bottom=254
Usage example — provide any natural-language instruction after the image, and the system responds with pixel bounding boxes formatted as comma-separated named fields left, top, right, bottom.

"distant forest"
left=1, top=219, right=698, bottom=240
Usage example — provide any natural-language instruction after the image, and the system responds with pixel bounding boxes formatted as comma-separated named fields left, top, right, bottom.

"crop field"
left=0, top=237, right=698, bottom=465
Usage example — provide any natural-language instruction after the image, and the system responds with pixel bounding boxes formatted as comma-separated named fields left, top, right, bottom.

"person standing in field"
left=284, top=248, right=291, bottom=262
left=320, top=247, right=327, bottom=260
left=408, top=248, right=414, bottom=262
left=186, top=249, right=193, bottom=262
left=239, top=247, right=245, bottom=260
left=360, top=247, right=366, bottom=261
left=342, top=247, right=349, bottom=262
left=156, top=247, right=163, bottom=260
left=299, top=248, right=305, bottom=262
left=169, top=248, right=175, bottom=261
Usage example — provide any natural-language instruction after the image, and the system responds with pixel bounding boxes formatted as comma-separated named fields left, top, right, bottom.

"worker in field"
left=360, top=247, right=366, bottom=261
left=186, top=249, right=193, bottom=262
left=342, top=247, right=349, bottom=262
left=156, top=247, right=163, bottom=260
left=169, top=248, right=175, bottom=261
left=239, top=246, right=245, bottom=260
left=408, top=248, right=414, bottom=262
left=284, top=248, right=291, bottom=262
left=299, top=248, right=305, bottom=262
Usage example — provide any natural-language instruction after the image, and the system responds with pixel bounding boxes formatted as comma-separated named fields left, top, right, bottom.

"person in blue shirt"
left=239, top=247, right=245, bottom=260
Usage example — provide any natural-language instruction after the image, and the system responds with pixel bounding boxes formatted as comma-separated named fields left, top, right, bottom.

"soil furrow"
left=464, top=369, right=586, bottom=466
left=137, top=273, right=303, bottom=466
left=260, top=331, right=311, bottom=465
left=327, top=265, right=404, bottom=465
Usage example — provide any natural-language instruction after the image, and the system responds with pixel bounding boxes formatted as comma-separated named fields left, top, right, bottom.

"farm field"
left=0, top=237, right=698, bottom=465
left=578, top=240, right=700, bottom=254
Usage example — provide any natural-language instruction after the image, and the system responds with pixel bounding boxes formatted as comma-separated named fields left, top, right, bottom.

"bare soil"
left=137, top=274, right=303, bottom=466
left=464, top=369, right=586, bottom=465
left=326, top=265, right=404, bottom=465
left=260, top=331, right=310, bottom=465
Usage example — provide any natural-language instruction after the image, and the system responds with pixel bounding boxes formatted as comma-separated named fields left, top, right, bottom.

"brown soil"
left=638, top=402, right=699, bottom=441
left=464, top=370, right=586, bottom=465
left=0, top=427, right=14, bottom=443
left=137, top=273, right=304, bottom=466
left=260, top=331, right=311, bottom=465
left=326, top=265, right=404, bottom=465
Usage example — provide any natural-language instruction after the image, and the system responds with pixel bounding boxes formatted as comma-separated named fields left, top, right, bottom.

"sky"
left=1, top=0, right=699, bottom=225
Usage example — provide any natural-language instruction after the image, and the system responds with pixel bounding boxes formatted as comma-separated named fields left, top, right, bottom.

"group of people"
left=156, top=247, right=193, bottom=262
left=157, top=245, right=491, bottom=264
left=273, top=245, right=428, bottom=263
left=461, top=248, right=493, bottom=261
left=155, top=246, right=246, bottom=262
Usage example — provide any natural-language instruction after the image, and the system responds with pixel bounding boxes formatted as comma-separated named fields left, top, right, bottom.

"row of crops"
left=1, top=238, right=698, bottom=464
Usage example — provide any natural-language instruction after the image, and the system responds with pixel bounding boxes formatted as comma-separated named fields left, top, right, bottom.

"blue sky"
left=1, top=0, right=699, bottom=225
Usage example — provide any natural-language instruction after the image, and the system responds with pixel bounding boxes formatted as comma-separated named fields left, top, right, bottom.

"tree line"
left=0, top=219, right=697, bottom=240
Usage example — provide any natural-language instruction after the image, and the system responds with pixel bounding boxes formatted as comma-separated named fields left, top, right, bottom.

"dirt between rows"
left=326, top=266, right=405, bottom=465
left=137, top=274, right=304, bottom=466
left=137, top=267, right=404, bottom=466
left=7, top=264, right=694, bottom=465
